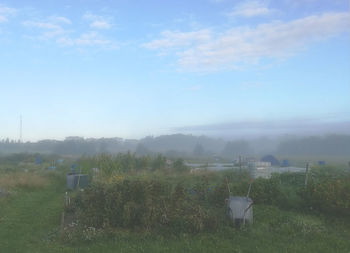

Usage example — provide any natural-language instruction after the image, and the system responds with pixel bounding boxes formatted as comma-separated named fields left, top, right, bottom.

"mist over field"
left=1, top=133, right=350, bottom=160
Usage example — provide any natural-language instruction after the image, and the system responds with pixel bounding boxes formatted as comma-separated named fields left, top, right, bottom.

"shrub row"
left=70, top=180, right=223, bottom=234
left=69, top=168, right=350, bottom=236
left=300, top=176, right=350, bottom=216
left=69, top=174, right=291, bottom=234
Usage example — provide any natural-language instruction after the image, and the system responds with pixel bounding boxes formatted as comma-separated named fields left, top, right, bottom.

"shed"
left=261, top=155, right=280, bottom=166
left=66, top=174, right=89, bottom=190
left=282, top=160, right=290, bottom=167
left=227, top=196, right=253, bottom=226
left=318, top=161, right=326, bottom=166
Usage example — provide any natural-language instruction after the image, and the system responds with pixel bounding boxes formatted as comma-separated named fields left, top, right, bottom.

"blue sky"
left=0, top=0, right=349, bottom=141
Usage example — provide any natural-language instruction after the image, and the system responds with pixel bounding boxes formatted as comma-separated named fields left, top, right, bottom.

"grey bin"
left=66, top=174, right=89, bottom=190
left=227, top=196, right=253, bottom=226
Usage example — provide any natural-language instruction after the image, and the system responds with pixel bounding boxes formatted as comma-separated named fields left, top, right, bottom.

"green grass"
left=0, top=169, right=350, bottom=253
left=0, top=173, right=64, bottom=252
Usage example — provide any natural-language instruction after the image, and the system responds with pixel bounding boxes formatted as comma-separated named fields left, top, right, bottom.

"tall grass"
left=0, top=172, right=49, bottom=190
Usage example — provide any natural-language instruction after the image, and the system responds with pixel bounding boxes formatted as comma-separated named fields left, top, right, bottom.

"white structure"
left=227, top=196, right=253, bottom=226
left=248, top=161, right=271, bottom=169
left=252, top=166, right=306, bottom=179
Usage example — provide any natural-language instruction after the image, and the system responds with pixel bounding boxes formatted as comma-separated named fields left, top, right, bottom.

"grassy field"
left=0, top=172, right=48, bottom=190
left=1, top=169, right=350, bottom=253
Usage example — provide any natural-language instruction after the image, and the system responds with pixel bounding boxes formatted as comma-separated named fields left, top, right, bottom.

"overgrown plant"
left=69, top=179, right=223, bottom=234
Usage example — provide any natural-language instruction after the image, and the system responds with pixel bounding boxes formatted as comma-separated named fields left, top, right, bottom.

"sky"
left=0, top=0, right=349, bottom=141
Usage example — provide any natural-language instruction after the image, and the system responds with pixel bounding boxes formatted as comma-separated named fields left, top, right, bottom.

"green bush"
left=300, top=176, right=350, bottom=216
left=70, top=168, right=350, bottom=236
left=75, top=183, right=106, bottom=228
left=173, top=158, right=188, bottom=172
left=209, top=182, right=228, bottom=207
left=208, top=175, right=286, bottom=209
left=249, top=176, right=284, bottom=205
left=70, top=179, right=222, bottom=234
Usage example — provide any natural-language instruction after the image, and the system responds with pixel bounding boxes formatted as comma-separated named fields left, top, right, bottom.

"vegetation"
left=300, top=166, right=350, bottom=216
left=0, top=154, right=350, bottom=252
left=64, top=157, right=350, bottom=239
left=0, top=172, right=49, bottom=190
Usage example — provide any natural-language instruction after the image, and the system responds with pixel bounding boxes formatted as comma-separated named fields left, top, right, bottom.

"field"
left=0, top=155, right=350, bottom=253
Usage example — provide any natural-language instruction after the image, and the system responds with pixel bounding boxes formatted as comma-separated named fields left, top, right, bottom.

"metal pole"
left=304, top=162, right=309, bottom=188
left=77, top=167, right=82, bottom=189
left=239, top=155, right=242, bottom=171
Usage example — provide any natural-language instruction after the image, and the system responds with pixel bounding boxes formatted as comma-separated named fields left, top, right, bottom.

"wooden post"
left=247, top=179, right=253, bottom=198
left=225, top=177, right=231, bottom=197
left=304, top=162, right=309, bottom=188
left=77, top=167, right=82, bottom=189
left=239, top=156, right=242, bottom=171
left=60, top=211, right=65, bottom=236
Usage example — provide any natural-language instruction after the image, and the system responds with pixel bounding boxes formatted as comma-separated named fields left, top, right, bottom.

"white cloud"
left=143, top=29, right=211, bottom=49
left=23, top=20, right=61, bottom=30
left=145, top=12, right=350, bottom=72
left=0, top=5, right=16, bottom=23
left=57, top=31, right=111, bottom=47
left=0, top=6, right=16, bottom=14
left=0, top=16, right=7, bottom=23
left=22, top=20, right=67, bottom=39
left=22, top=13, right=115, bottom=49
left=90, top=20, right=111, bottom=29
left=228, top=1, right=275, bottom=18
left=49, top=16, right=71, bottom=24
left=83, top=12, right=97, bottom=20
left=83, top=12, right=112, bottom=30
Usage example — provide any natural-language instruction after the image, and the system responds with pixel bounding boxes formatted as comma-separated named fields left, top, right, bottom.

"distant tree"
left=135, top=155, right=151, bottom=170
left=193, top=143, right=204, bottom=157
left=277, top=135, right=350, bottom=156
left=222, top=140, right=252, bottom=158
left=173, top=158, right=188, bottom=172
left=151, top=154, right=166, bottom=171
left=135, top=144, right=151, bottom=156
left=98, top=141, right=108, bottom=153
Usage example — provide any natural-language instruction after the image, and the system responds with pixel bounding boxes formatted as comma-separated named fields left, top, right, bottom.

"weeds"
left=68, top=179, right=225, bottom=234
left=0, top=172, right=48, bottom=190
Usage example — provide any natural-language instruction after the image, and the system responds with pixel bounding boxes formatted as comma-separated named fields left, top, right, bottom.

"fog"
left=174, top=118, right=350, bottom=139
left=1, top=132, right=349, bottom=159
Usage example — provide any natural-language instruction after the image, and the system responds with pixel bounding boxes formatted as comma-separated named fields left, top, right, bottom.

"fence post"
left=239, top=156, right=242, bottom=172
left=225, top=177, right=231, bottom=196
left=304, top=162, right=309, bottom=188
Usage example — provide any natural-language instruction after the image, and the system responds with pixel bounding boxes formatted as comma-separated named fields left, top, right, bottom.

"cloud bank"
left=22, top=11, right=114, bottom=48
left=174, top=118, right=350, bottom=138
left=228, top=1, right=276, bottom=18
left=144, top=12, right=350, bottom=72
left=0, top=5, right=16, bottom=23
